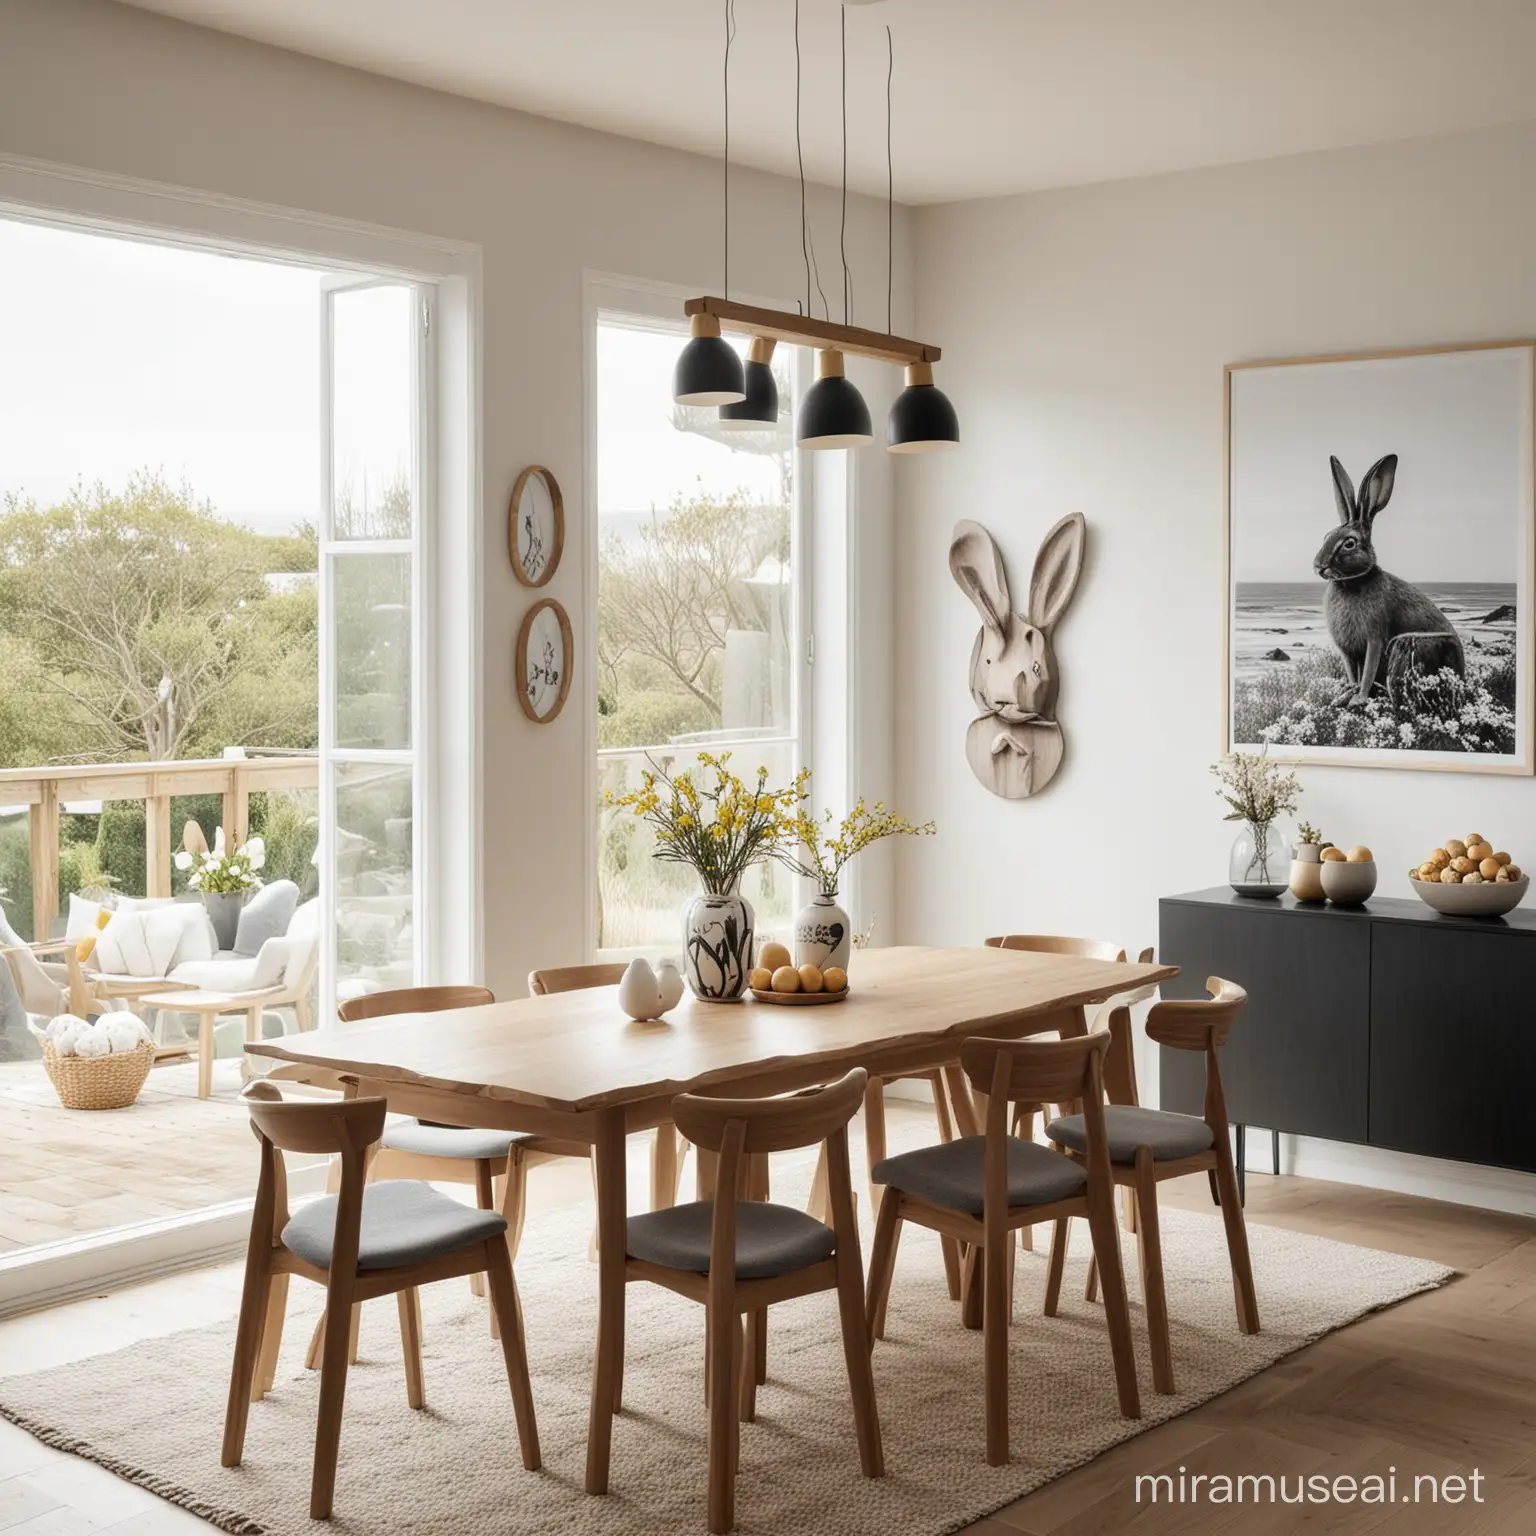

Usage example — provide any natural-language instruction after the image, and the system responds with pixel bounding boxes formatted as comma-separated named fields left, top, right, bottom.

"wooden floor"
left=0, top=1101, right=1533, bottom=1533
left=0, top=1055, right=257, bottom=1253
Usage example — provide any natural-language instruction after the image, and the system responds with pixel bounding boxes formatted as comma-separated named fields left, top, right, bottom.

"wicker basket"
left=40, top=1039, right=155, bottom=1110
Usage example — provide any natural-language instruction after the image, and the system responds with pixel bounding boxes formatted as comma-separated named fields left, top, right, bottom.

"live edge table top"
left=247, top=945, right=1174, bottom=1119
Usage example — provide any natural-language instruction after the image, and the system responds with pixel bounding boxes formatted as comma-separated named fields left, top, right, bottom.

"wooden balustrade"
left=0, top=755, right=319, bottom=938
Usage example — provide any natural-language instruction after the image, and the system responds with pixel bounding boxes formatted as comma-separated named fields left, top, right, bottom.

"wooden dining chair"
left=866, top=1031, right=1141, bottom=1465
left=1047, top=977, right=1259, bottom=1394
left=222, top=1080, right=540, bottom=1520
left=623, top=1068, right=883, bottom=1534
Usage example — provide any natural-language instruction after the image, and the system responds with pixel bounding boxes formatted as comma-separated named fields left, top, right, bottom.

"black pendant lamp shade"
left=717, top=336, right=779, bottom=429
left=797, top=349, right=873, bottom=450
left=673, top=312, right=746, bottom=406
left=887, top=362, right=959, bottom=453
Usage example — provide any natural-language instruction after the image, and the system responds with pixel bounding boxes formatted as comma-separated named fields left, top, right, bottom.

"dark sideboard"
left=1158, top=888, right=1536, bottom=1178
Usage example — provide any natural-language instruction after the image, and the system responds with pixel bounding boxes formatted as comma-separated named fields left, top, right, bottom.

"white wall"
left=897, top=121, right=1536, bottom=1207
left=0, top=0, right=909, bottom=998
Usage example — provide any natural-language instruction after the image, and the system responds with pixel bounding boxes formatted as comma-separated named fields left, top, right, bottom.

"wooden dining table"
left=248, top=942, right=1174, bottom=1495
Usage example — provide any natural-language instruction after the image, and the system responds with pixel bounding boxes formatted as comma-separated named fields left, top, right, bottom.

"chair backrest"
left=671, top=1068, right=867, bottom=1156
left=339, top=984, right=495, bottom=1023
left=984, top=934, right=1126, bottom=963
left=1144, top=976, right=1245, bottom=1131
left=528, top=962, right=626, bottom=996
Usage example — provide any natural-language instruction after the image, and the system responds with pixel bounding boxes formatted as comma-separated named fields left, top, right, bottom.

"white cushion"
left=64, top=894, right=106, bottom=941
left=283, top=900, right=320, bottom=987
left=96, top=905, right=210, bottom=979
left=251, top=937, right=291, bottom=990
left=94, top=912, right=154, bottom=977
left=167, top=955, right=263, bottom=991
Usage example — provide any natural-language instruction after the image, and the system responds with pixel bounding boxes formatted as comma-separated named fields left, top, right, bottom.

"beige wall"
left=0, top=0, right=911, bottom=997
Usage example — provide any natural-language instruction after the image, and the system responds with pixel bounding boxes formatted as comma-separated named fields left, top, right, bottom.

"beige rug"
left=0, top=1181, right=1450, bottom=1536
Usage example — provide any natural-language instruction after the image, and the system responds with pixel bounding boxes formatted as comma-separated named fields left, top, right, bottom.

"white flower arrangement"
left=174, top=827, right=266, bottom=893
left=39, top=1010, right=152, bottom=1057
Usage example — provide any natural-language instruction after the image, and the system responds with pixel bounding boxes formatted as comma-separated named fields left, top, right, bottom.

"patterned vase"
left=794, top=892, right=851, bottom=972
left=683, top=891, right=755, bottom=1003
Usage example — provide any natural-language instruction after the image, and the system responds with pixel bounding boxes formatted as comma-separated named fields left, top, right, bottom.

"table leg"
left=197, top=1011, right=214, bottom=1099
left=585, top=1106, right=628, bottom=1495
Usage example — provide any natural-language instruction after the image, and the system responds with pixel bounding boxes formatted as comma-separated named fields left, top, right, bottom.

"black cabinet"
left=1159, top=889, right=1536, bottom=1176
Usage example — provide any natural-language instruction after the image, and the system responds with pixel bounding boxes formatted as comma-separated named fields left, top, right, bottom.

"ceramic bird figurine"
left=618, top=958, right=667, bottom=1021
left=655, top=958, right=685, bottom=1012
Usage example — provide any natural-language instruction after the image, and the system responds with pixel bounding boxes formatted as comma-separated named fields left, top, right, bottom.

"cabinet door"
left=1158, top=902, right=1370, bottom=1143
left=1369, top=925, right=1536, bottom=1173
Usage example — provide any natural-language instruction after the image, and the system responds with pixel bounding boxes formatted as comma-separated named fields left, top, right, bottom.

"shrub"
left=96, top=801, right=146, bottom=895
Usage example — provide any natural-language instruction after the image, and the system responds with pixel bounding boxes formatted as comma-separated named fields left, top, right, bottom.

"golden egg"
left=798, top=964, right=824, bottom=993
left=1495, top=850, right=1513, bottom=866
left=749, top=966, right=773, bottom=992
left=1347, top=845, right=1373, bottom=863
left=1430, top=848, right=1451, bottom=868
left=1439, top=867, right=1462, bottom=884
left=770, top=965, right=801, bottom=993
left=1466, top=833, right=1485, bottom=849
left=1445, top=839, right=1467, bottom=859
left=1467, top=842, right=1493, bottom=864
left=823, top=966, right=848, bottom=993
left=759, top=941, right=792, bottom=973
left=1480, top=858, right=1502, bottom=880
left=1320, top=846, right=1347, bottom=862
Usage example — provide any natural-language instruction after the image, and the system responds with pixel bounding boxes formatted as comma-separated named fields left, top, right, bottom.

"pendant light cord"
left=723, top=0, right=735, bottom=300
left=886, top=24, right=893, bottom=336
left=840, top=4, right=850, bottom=326
left=794, top=0, right=829, bottom=319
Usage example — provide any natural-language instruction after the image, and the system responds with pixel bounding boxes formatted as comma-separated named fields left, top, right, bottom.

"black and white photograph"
left=1227, top=343, right=1534, bottom=772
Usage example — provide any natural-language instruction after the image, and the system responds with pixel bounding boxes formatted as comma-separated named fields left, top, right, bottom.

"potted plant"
left=774, top=790, right=936, bottom=971
left=1211, top=751, right=1301, bottom=898
left=175, top=828, right=265, bottom=950
left=604, top=753, right=799, bottom=1002
left=1290, top=821, right=1330, bottom=902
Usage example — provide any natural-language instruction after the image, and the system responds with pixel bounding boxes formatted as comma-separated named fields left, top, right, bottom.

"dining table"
left=248, top=942, right=1174, bottom=1495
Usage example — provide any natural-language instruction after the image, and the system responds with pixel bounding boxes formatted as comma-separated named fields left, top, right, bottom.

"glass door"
left=319, top=278, right=431, bottom=1015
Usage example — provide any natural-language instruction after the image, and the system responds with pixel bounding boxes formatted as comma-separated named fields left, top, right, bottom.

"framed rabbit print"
left=1225, top=341, right=1535, bottom=774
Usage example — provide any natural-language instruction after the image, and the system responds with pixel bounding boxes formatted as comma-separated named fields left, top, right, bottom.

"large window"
left=594, top=304, right=805, bottom=954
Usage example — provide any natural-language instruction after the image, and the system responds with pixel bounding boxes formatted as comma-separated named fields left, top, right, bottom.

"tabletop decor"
left=1212, top=750, right=1301, bottom=898
left=604, top=752, right=802, bottom=1002
left=30, top=1010, right=154, bottom=1109
left=616, top=957, right=685, bottom=1022
left=1288, top=822, right=1328, bottom=902
left=1409, top=829, right=1528, bottom=916
left=1319, top=844, right=1377, bottom=906
left=175, top=827, right=265, bottom=948
left=775, top=789, right=936, bottom=971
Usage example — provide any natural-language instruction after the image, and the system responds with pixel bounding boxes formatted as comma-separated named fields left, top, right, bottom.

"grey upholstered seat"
left=282, top=1180, right=509, bottom=1271
left=871, top=1135, right=1086, bottom=1215
left=381, top=1119, right=526, bottom=1161
left=626, top=1199, right=837, bottom=1280
left=1046, top=1104, right=1215, bottom=1164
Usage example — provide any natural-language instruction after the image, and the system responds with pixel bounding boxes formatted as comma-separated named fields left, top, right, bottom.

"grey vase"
left=201, top=890, right=249, bottom=951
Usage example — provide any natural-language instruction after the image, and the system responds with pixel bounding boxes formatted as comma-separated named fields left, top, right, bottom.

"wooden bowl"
left=1410, top=873, right=1529, bottom=918
left=750, top=987, right=849, bottom=1007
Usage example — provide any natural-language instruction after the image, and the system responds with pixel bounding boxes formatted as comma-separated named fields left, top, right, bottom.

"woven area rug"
left=1, top=1191, right=1449, bottom=1535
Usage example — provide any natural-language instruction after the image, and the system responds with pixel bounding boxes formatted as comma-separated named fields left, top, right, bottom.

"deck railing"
left=0, top=754, right=319, bottom=938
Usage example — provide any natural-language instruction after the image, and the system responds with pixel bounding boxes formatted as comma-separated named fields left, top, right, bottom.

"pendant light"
left=888, top=361, right=959, bottom=452
left=718, top=336, right=779, bottom=429
left=673, top=0, right=745, bottom=409
left=798, top=348, right=873, bottom=449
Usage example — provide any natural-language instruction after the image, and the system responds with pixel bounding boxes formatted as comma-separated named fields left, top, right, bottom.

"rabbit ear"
left=1027, top=512, right=1086, bottom=632
left=1357, top=453, right=1397, bottom=524
left=949, top=520, right=1010, bottom=633
left=1329, top=456, right=1357, bottom=525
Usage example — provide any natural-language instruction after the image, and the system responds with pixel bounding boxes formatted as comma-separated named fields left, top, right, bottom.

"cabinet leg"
left=1272, top=1127, right=1281, bottom=1176
left=1234, top=1123, right=1246, bottom=1206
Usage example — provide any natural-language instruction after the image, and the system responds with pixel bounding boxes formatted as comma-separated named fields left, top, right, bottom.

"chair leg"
left=253, top=1271, right=290, bottom=1401
left=983, top=1227, right=1010, bottom=1465
left=1133, top=1150, right=1175, bottom=1394
left=1084, top=1180, right=1142, bottom=1421
left=863, top=1077, right=887, bottom=1210
left=740, top=1311, right=761, bottom=1422
left=864, top=1189, right=903, bottom=1346
left=961, top=1244, right=984, bottom=1331
left=197, top=1012, right=214, bottom=1100
left=1085, top=1250, right=1100, bottom=1304
left=834, top=1234, right=885, bottom=1478
left=706, top=1298, right=739, bottom=1536
left=310, top=1275, right=358, bottom=1521
left=1044, top=1218, right=1069, bottom=1317
left=397, top=1287, right=426, bottom=1409
left=221, top=1256, right=272, bottom=1466
left=1212, top=1144, right=1262, bottom=1335
left=484, top=1239, right=542, bottom=1470
left=926, top=1075, right=963, bottom=1299
left=470, top=1159, right=495, bottom=1299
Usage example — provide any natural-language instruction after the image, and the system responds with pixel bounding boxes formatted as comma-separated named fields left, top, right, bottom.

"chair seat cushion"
left=872, top=1135, right=1086, bottom=1215
left=381, top=1120, right=527, bottom=1161
left=626, top=1200, right=836, bottom=1280
left=1046, top=1105, right=1216, bottom=1164
left=282, top=1180, right=507, bottom=1271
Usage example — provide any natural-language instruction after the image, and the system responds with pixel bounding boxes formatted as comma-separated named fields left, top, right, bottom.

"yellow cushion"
left=76, top=907, right=112, bottom=963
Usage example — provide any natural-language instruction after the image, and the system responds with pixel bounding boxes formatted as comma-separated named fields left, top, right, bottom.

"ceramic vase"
left=1321, top=857, right=1377, bottom=907
left=794, top=892, right=851, bottom=972
left=1229, top=820, right=1286, bottom=898
left=683, top=891, right=755, bottom=1003
left=201, top=890, right=249, bottom=950
left=1289, top=843, right=1327, bottom=902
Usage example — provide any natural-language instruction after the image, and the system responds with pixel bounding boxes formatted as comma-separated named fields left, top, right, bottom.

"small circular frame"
left=516, top=597, right=573, bottom=724
left=507, top=465, right=565, bottom=588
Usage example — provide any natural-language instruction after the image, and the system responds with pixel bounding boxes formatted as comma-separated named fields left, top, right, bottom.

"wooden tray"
left=750, top=987, right=850, bottom=1006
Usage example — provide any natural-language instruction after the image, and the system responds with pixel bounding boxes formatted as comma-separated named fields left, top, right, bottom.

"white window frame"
left=0, top=151, right=482, bottom=1312
left=582, top=273, right=816, bottom=961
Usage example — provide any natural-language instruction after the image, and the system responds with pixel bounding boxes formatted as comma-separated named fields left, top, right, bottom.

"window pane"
left=334, top=761, right=413, bottom=998
left=330, top=285, right=414, bottom=540
left=595, top=321, right=795, bottom=752
left=334, top=552, right=411, bottom=749
left=597, top=740, right=797, bottom=953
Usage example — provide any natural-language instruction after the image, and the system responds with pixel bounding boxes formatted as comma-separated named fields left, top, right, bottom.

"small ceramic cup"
left=1320, top=857, right=1377, bottom=906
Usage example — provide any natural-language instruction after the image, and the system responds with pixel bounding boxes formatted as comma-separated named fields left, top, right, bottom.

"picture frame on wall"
left=516, top=596, right=573, bottom=724
left=508, top=464, right=564, bottom=588
left=1225, top=341, right=1534, bottom=774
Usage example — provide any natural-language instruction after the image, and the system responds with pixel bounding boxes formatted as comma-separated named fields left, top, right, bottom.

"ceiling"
left=115, top=0, right=1536, bottom=205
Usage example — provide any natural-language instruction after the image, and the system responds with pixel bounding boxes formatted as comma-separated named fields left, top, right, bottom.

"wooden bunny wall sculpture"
left=949, top=512, right=1086, bottom=798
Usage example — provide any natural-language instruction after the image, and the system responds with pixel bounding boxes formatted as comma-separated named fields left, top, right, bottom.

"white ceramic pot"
left=683, top=891, right=755, bottom=1003
left=794, top=893, right=851, bottom=972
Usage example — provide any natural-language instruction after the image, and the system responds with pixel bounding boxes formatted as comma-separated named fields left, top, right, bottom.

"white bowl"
left=1319, top=857, right=1376, bottom=906
left=1410, top=874, right=1529, bottom=918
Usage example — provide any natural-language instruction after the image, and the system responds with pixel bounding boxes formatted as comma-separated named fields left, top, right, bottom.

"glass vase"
left=1229, top=819, right=1287, bottom=898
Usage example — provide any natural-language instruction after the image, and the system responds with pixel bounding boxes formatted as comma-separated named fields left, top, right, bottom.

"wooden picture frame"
left=516, top=597, right=573, bottom=724
left=508, top=465, right=564, bottom=588
left=1224, top=340, right=1535, bottom=775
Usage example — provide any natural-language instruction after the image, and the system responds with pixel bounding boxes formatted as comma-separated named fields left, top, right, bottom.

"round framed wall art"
left=507, top=464, right=564, bottom=587
left=516, top=597, right=572, bottom=724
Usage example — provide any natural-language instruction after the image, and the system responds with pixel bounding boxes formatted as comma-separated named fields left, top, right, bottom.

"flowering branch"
left=1210, top=751, right=1301, bottom=825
